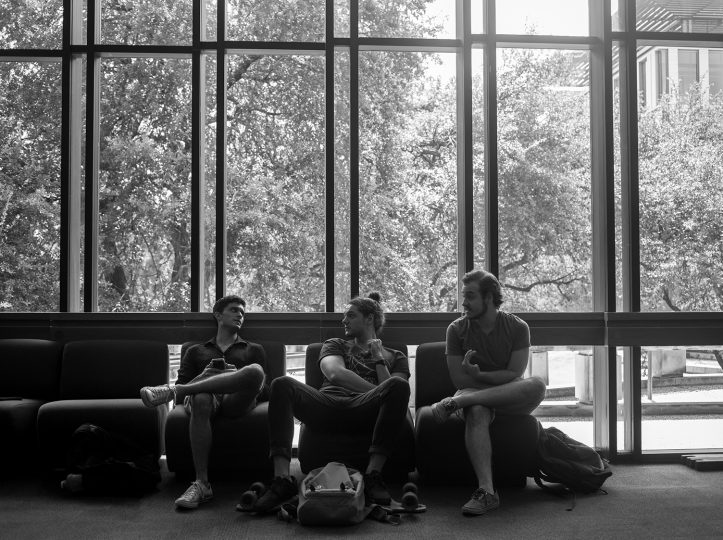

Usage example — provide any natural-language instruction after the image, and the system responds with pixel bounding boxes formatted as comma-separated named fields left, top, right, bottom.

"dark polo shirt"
left=176, top=337, right=269, bottom=401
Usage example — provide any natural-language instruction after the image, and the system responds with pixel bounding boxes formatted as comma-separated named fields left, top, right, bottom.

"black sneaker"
left=364, top=470, right=391, bottom=505
left=252, top=475, right=298, bottom=513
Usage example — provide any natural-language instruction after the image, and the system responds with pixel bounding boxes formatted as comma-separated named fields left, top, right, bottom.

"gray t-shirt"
left=446, top=311, right=530, bottom=371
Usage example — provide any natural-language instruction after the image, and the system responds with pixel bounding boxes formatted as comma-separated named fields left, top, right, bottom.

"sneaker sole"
left=175, top=495, right=212, bottom=509
left=462, top=500, right=500, bottom=516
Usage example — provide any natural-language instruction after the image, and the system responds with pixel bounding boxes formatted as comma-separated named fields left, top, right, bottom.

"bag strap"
left=367, top=504, right=401, bottom=525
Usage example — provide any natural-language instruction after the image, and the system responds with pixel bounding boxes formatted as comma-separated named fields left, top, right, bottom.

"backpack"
left=66, top=423, right=161, bottom=496
left=295, top=462, right=369, bottom=525
left=534, top=426, right=612, bottom=509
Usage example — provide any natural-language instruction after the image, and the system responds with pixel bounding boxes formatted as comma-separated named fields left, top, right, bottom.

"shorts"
left=452, top=388, right=496, bottom=422
left=183, top=393, right=223, bottom=417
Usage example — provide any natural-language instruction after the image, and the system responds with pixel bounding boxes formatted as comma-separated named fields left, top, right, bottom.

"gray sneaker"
left=175, top=481, right=213, bottom=509
left=140, top=384, right=174, bottom=407
left=462, top=488, right=500, bottom=516
left=430, top=397, right=457, bottom=423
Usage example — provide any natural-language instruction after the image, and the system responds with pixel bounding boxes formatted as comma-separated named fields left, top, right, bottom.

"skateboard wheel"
left=240, top=489, right=259, bottom=508
left=401, top=490, right=418, bottom=509
left=402, top=482, right=418, bottom=494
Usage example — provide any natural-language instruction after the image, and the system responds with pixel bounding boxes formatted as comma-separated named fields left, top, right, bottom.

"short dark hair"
left=462, top=269, right=503, bottom=307
left=212, top=295, right=246, bottom=315
left=348, top=292, right=385, bottom=333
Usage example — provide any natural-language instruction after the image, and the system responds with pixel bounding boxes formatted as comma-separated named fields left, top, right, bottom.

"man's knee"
left=269, top=374, right=297, bottom=398
left=239, top=363, right=265, bottom=390
left=465, top=404, right=494, bottom=425
left=524, top=376, right=547, bottom=405
left=380, top=376, right=410, bottom=401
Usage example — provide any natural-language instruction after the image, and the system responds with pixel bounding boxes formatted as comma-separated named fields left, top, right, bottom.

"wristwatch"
left=374, top=359, right=386, bottom=367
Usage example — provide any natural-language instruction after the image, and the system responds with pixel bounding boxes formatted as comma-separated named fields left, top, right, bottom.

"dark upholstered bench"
left=0, top=339, right=62, bottom=470
left=297, top=342, right=416, bottom=482
left=37, top=340, right=169, bottom=471
left=414, top=341, right=540, bottom=487
left=164, top=340, right=286, bottom=479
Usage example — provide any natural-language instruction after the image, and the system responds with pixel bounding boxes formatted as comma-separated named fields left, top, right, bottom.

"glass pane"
left=226, top=0, right=325, bottom=41
left=638, top=47, right=723, bottom=311
left=641, top=346, right=723, bottom=451
left=497, top=49, right=592, bottom=311
left=225, top=54, right=325, bottom=312
left=203, top=54, right=217, bottom=311
left=359, top=0, right=454, bottom=39
left=205, top=0, right=217, bottom=41
left=0, top=61, right=62, bottom=311
left=710, top=49, right=723, bottom=95
left=471, top=0, right=484, bottom=34
left=677, top=49, right=699, bottom=94
left=359, top=51, right=457, bottom=312
left=335, top=50, right=351, bottom=311
left=100, top=0, right=192, bottom=45
left=611, top=0, right=623, bottom=32
left=472, top=48, right=487, bottom=272
left=637, top=0, right=723, bottom=33
left=98, top=57, right=192, bottom=311
left=613, top=44, right=623, bottom=312
left=532, top=345, right=595, bottom=448
left=0, top=0, right=63, bottom=48
left=335, top=0, right=350, bottom=38
left=497, top=0, right=589, bottom=36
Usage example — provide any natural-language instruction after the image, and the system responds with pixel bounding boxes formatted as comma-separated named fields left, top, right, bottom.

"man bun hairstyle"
left=349, top=291, right=385, bottom=333
left=212, top=294, right=247, bottom=315
left=462, top=269, right=503, bottom=307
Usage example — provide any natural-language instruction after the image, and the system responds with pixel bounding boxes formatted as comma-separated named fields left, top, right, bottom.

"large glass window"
left=0, top=61, right=62, bottom=311
left=224, top=54, right=326, bottom=312
left=358, top=51, right=457, bottom=311
left=497, top=49, right=592, bottom=312
left=638, top=46, right=723, bottom=312
left=98, top=57, right=192, bottom=312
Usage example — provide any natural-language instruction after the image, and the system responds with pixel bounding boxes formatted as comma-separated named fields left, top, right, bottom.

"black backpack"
left=66, top=423, right=161, bottom=496
left=533, top=426, right=612, bottom=509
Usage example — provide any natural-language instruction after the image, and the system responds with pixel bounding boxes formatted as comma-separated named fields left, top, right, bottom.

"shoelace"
left=185, top=481, right=204, bottom=499
left=472, top=488, right=490, bottom=501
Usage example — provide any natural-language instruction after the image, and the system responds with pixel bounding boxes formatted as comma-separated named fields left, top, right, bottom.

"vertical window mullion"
left=349, top=0, right=359, bottom=299
left=216, top=1, right=227, bottom=300
left=484, top=0, right=498, bottom=277
left=84, top=0, right=100, bottom=312
left=325, top=0, right=335, bottom=311
left=191, top=0, right=203, bottom=311
left=457, top=0, right=474, bottom=292
left=61, top=0, right=82, bottom=312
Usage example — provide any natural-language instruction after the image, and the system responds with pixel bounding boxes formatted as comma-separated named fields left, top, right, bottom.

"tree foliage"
left=1, top=3, right=720, bottom=313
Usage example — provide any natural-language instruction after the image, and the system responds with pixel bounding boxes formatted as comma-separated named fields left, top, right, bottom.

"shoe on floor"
left=430, top=397, right=457, bottom=423
left=140, top=384, right=174, bottom=407
left=364, top=470, right=391, bottom=506
left=251, top=475, right=298, bottom=513
left=462, top=487, right=500, bottom=516
left=175, top=481, right=213, bottom=509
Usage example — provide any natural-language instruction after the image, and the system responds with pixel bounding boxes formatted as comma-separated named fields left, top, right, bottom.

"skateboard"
left=381, top=482, right=426, bottom=514
left=236, top=481, right=299, bottom=515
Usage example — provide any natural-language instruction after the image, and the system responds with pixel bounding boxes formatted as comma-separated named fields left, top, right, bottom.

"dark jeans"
left=268, top=375, right=411, bottom=462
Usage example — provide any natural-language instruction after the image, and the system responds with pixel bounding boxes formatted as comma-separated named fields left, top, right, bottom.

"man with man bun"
left=247, top=292, right=411, bottom=512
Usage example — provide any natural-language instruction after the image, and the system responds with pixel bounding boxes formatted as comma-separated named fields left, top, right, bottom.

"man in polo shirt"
left=140, top=295, right=267, bottom=509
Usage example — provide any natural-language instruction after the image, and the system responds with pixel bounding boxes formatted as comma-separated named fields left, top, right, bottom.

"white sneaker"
left=175, top=481, right=213, bottom=509
left=140, top=384, right=174, bottom=407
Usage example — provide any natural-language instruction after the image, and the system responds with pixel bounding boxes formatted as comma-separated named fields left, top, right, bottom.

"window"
left=678, top=49, right=699, bottom=94
left=638, top=59, right=647, bottom=108
left=710, top=49, right=723, bottom=96
left=655, top=48, right=669, bottom=100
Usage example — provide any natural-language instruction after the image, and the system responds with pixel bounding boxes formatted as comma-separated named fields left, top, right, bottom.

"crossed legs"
left=453, top=377, right=546, bottom=492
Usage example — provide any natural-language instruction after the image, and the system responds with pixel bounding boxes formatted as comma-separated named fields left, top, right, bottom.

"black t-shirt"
left=317, top=338, right=410, bottom=396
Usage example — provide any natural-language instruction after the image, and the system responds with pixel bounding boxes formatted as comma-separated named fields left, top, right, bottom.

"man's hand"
left=368, top=339, right=385, bottom=361
left=462, top=349, right=483, bottom=377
